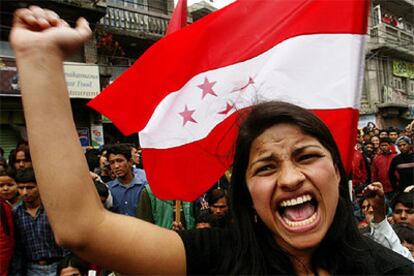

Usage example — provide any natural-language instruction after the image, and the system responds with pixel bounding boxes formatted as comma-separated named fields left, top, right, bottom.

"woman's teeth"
left=279, top=194, right=312, bottom=207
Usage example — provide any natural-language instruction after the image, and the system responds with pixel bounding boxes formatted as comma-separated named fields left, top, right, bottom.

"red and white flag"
left=166, top=0, right=188, bottom=35
left=88, top=0, right=369, bottom=201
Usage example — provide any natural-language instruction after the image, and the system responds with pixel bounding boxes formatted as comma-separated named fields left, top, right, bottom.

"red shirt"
left=352, top=149, right=368, bottom=186
left=0, top=201, right=14, bottom=276
left=371, top=152, right=396, bottom=193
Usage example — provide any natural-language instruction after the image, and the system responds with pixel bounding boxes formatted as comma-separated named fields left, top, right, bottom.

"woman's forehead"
left=250, top=126, right=322, bottom=156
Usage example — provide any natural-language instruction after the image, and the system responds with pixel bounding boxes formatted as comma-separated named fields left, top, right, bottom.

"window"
left=409, top=80, right=414, bottom=94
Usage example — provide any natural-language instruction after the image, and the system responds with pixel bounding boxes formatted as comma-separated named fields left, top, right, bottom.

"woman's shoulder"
left=177, top=228, right=235, bottom=274
left=364, top=237, right=414, bottom=275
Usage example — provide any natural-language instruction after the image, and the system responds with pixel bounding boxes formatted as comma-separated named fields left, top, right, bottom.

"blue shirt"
left=13, top=203, right=66, bottom=261
left=108, top=169, right=147, bottom=216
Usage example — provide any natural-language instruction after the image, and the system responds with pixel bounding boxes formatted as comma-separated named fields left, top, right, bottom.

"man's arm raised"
left=10, top=6, right=186, bottom=274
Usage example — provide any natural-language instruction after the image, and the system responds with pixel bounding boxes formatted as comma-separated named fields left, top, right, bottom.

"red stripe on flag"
left=88, top=0, right=369, bottom=135
left=144, top=108, right=358, bottom=201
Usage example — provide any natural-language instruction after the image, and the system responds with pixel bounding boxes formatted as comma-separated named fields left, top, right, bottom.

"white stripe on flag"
left=140, top=33, right=367, bottom=149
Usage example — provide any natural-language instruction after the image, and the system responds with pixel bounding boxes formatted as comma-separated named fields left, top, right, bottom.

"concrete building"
left=0, top=0, right=107, bottom=157
left=3, top=0, right=408, bottom=158
left=0, top=0, right=176, bottom=157
left=361, top=0, right=414, bottom=130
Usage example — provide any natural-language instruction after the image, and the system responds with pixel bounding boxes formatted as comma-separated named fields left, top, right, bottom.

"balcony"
left=0, top=1, right=106, bottom=36
left=376, top=86, right=411, bottom=118
left=368, top=23, right=414, bottom=59
left=98, top=2, right=170, bottom=40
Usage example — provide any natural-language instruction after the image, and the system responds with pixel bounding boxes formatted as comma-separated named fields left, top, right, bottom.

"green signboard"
left=393, top=60, right=414, bottom=79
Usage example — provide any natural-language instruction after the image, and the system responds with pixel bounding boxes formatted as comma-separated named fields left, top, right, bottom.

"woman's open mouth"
left=277, top=194, right=320, bottom=232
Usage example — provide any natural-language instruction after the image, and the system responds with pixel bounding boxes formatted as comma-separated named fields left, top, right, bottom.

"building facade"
left=0, top=0, right=175, bottom=158
left=361, top=0, right=414, bottom=130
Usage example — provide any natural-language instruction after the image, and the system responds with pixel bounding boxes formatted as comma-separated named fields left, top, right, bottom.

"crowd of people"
left=381, top=13, right=411, bottom=33
left=1, top=120, right=413, bottom=275
left=0, top=5, right=413, bottom=276
left=0, top=142, right=232, bottom=275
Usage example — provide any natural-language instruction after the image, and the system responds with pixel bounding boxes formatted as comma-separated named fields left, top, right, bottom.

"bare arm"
left=10, top=6, right=186, bottom=274
left=362, top=182, right=386, bottom=223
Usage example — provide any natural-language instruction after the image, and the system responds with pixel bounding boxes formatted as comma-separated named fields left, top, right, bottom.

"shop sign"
left=64, top=62, right=100, bottom=98
left=0, top=57, right=19, bottom=96
left=91, top=124, right=104, bottom=147
left=0, top=57, right=100, bottom=98
left=393, top=60, right=414, bottom=79
left=77, top=127, right=90, bottom=147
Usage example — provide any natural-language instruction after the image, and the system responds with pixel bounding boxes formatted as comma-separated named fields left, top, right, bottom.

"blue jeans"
left=26, top=262, right=58, bottom=276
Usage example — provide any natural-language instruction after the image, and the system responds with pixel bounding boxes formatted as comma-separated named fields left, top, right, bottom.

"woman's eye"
left=255, top=165, right=275, bottom=174
left=298, top=154, right=320, bottom=162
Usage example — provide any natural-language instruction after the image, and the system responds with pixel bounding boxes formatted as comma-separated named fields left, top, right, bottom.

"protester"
left=0, top=198, right=15, bottom=276
left=371, top=137, right=396, bottom=199
left=195, top=210, right=213, bottom=229
left=129, top=144, right=143, bottom=169
left=391, top=191, right=414, bottom=229
left=370, top=135, right=380, bottom=154
left=0, top=167, right=20, bottom=207
left=10, top=7, right=413, bottom=275
left=96, top=148, right=112, bottom=183
left=389, top=136, right=414, bottom=193
left=207, top=188, right=230, bottom=228
left=13, top=168, right=67, bottom=275
left=357, top=195, right=374, bottom=228
left=361, top=182, right=413, bottom=260
left=137, top=184, right=195, bottom=230
left=10, top=144, right=32, bottom=171
left=389, top=128, right=399, bottom=143
left=351, top=146, right=369, bottom=188
left=393, top=225, right=414, bottom=259
left=106, top=144, right=147, bottom=216
left=56, top=253, right=89, bottom=276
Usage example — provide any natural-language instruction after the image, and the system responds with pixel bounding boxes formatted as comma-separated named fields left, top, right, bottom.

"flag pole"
left=175, top=200, right=182, bottom=223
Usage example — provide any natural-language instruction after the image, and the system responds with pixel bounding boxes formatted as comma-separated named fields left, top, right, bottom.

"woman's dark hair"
left=56, top=253, right=89, bottom=276
left=229, top=101, right=374, bottom=274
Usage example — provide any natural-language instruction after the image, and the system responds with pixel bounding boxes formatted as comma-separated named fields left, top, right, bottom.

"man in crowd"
left=13, top=168, right=66, bottom=275
left=388, top=127, right=400, bottom=154
left=371, top=137, right=396, bottom=200
left=107, top=144, right=147, bottom=216
left=389, top=136, right=414, bottom=194
left=392, top=191, right=414, bottom=229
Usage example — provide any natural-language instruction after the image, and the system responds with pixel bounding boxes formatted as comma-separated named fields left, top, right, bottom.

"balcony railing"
left=99, top=55, right=136, bottom=66
left=98, top=2, right=170, bottom=38
left=382, top=86, right=409, bottom=105
left=369, top=23, right=414, bottom=54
